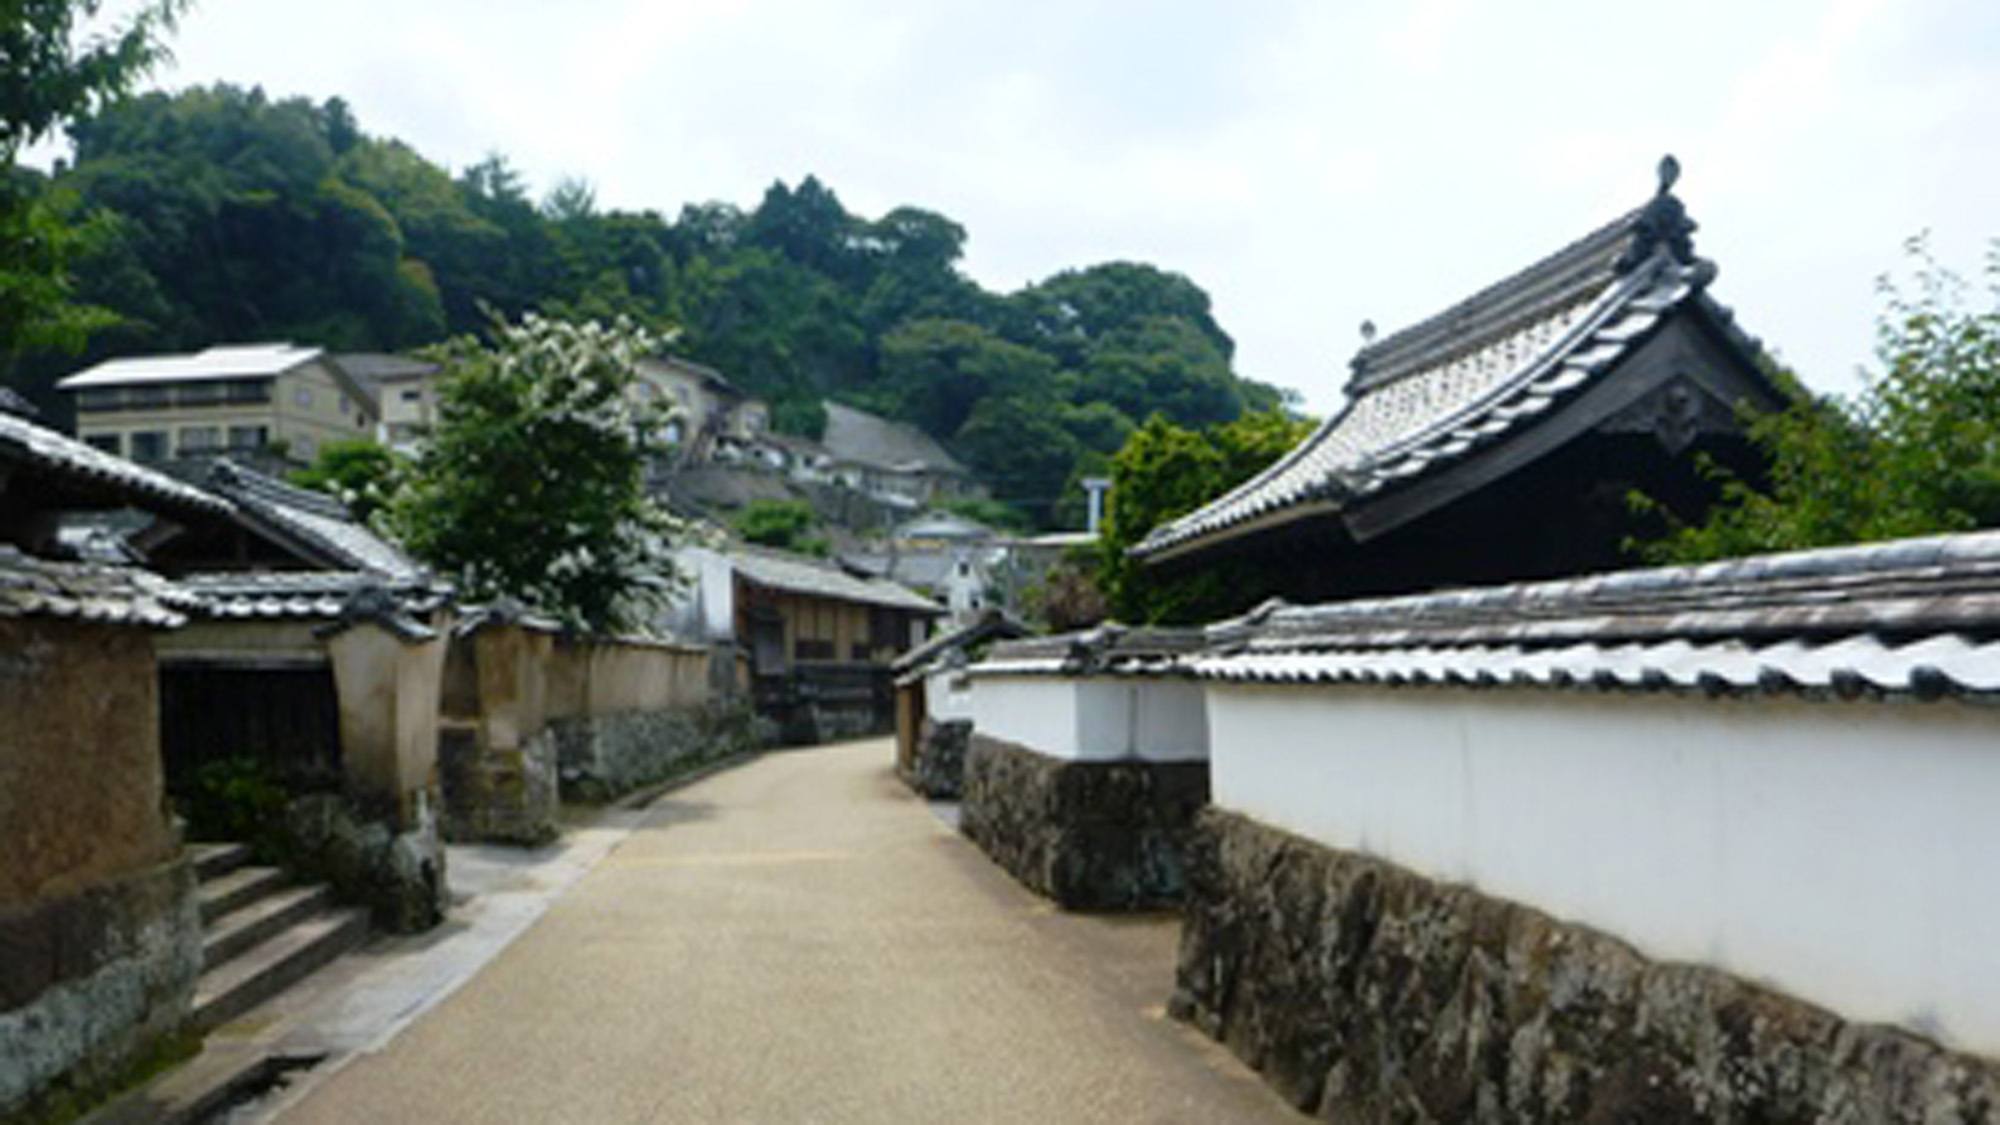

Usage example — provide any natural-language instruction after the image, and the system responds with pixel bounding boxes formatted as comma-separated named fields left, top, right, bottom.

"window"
left=178, top=426, right=220, bottom=453
left=76, top=388, right=121, bottom=412
left=794, top=638, right=836, bottom=661
left=129, top=431, right=168, bottom=461
left=295, top=386, right=314, bottom=407
left=83, top=433, right=122, bottom=456
left=400, top=389, right=422, bottom=403
left=870, top=607, right=902, bottom=651
left=227, top=425, right=268, bottom=451
left=850, top=642, right=871, bottom=662
left=123, top=385, right=169, bottom=409
left=224, top=379, right=270, bottom=404
left=174, top=383, right=224, bottom=407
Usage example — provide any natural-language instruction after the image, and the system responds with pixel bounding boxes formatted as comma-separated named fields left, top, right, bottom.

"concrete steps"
left=188, top=843, right=370, bottom=1032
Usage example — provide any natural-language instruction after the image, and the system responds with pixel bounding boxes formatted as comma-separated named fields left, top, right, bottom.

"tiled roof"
left=891, top=608, right=1031, bottom=675
left=730, top=547, right=943, bottom=614
left=205, top=461, right=420, bottom=579
left=0, top=407, right=231, bottom=518
left=1191, top=529, right=2000, bottom=700
left=180, top=570, right=451, bottom=622
left=57, top=343, right=323, bottom=389
left=972, top=623, right=1208, bottom=678
left=0, top=546, right=197, bottom=628
left=1135, top=165, right=1765, bottom=561
left=820, top=402, right=967, bottom=475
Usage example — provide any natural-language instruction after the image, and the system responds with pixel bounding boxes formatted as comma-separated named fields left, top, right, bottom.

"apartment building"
left=58, top=343, right=378, bottom=466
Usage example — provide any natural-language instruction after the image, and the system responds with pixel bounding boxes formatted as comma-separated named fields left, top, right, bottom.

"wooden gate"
left=159, top=664, right=342, bottom=792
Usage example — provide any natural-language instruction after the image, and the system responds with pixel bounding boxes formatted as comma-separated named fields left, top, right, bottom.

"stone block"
left=960, top=734, right=1208, bottom=911
left=1174, top=807, right=2000, bottom=1123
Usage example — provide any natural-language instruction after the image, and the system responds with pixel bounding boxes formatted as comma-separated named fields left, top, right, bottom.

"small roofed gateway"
left=1135, top=156, right=1785, bottom=607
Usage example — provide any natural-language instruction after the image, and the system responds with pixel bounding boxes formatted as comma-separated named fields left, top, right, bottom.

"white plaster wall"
left=972, top=674, right=1209, bottom=762
left=926, top=669, right=974, bottom=723
left=658, top=548, right=738, bottom=643
left=1206, top=684, right=2000, bottom=1056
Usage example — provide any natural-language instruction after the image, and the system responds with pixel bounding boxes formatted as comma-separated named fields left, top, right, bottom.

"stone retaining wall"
left=439, top=724, right=559, bottom=845
left=899, top=718, right=971, bottom=798
left=553, top=701, right=766, bottom=803
left=960, top=734, right=1208, bottom=910
left=0, top=857, right=201, bottom=1117
left=1173, top=807, right=2000, bottom=1123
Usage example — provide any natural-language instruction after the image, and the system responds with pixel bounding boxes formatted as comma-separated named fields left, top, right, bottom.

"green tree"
left=953, top=395, right=1081, bottom=529
left=733, top=498, right=827, bottom=556
left=1096, top=409, right=1313, bottom=623
left=1640, top=237, right=2000, bottom=563
left=1, top=0, right=185, bottom=364
left=386, top=314, right=687, bottom=631
left=289, top=438, right=404, bottom=523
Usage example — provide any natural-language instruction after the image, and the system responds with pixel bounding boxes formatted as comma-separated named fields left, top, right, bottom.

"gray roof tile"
left=0, top=547, right=197, bottom=628
left=0, top=409, right=231, bottom=519
left=730, top=547, right=943, bottom=614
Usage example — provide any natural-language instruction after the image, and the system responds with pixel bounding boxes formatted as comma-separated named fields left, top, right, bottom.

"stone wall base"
left=439, top=725, right=560, bottom=845
left=284, top=794, right=447, bottom=933
left=960, top=734, right=1208, bottom=911
left=553, top=700, right=765, bottom=803
left=0, top=856, right=200, bottom=1117
left=1173, top=807, right=2000, bottom=1123
left=899, top=718, right=971, bottom=799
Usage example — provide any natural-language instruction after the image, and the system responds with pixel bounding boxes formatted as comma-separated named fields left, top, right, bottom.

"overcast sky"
left=83, top=0, right=2000, bottom=413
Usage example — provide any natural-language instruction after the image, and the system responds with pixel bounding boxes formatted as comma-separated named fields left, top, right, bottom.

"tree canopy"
left=9, top=82, right=1293, bottom=527
left=385, top=315, right=686, bottom=631
left=1, top=0, right=184, bottom=367
left=1095, top=409, right=1314, bottom=624
left=1639, top=238, right=2000, bottom=563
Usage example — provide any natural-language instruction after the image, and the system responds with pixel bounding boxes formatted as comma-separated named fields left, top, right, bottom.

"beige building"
left=333, top=353, right=441, bottom=450
left=59, top=343, right=379, bottom=466
left=634, top=355, right=768, bottom=451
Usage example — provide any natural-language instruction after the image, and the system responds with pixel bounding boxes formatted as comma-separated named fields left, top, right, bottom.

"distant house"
left=844, top=511, right=1004, bottom=621
left=664, top=544, right=942, bottom=740
left=1135, top=160, right=1784, bottom=608
left=335, top=353, right=442, bottom=450
left=58, top=343, right=381, bottom=467
left=635, top=355, right=770, bottom=457
left=818, top=401, right=983, bottom=509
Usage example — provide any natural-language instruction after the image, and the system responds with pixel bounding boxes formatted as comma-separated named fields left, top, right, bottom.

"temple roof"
left=1135, top=159, right=1771, bottom=563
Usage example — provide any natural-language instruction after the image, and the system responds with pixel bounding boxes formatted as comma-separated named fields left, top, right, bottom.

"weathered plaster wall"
left=0, top=620, right=176, bottom=907
left=438, top=626, right=559, bottom=844
left=970, top=674, right=1209, bottom=763
left=0, top=619, right=199, bottom=1116
left=325, top=623, right=449, bottom=828
left=152, top=618, right=325, bottom=665
left=544, top=636, right=708, bottom=718
left=1175, top=808, right=2000, bottom=1123
left=960, top=734, right=1209, bottom=910
left=1205, top=684, right=2000, bottom=1055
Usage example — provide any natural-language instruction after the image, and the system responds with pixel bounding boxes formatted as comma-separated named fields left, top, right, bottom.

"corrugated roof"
left=0, top=547, right=196, bottom=628
left=57, top=343, right=324, bottom=389
left=730, top=547, right=943, bottom=614
left=1135, top=166, right=1768, bottom=562
left=1191, top=529, right=2000, bottom=700
left=0, top=408, right=231, bottom=519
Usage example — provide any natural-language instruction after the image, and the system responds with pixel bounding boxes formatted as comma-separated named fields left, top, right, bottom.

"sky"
left=74, top=0, right=2000, bottom=414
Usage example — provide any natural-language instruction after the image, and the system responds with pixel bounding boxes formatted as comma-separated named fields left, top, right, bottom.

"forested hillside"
left=12, top=84, right=1292, bottom=526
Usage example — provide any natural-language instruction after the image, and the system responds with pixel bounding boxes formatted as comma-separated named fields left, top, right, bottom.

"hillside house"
left=665, top=544, right=942, bottom=740
left=339, top=352, right=442, bottom=449
left=58, top=343, right=380, bottom=468
left=818, top=401, right=982, bottom=509
left=635, top=355, right=769, bottom=457
left=1136, top=159, right=1783, bottom=608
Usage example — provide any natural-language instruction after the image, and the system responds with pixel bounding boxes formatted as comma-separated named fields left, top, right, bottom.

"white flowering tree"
left=387, top=314, right=688, bottom=632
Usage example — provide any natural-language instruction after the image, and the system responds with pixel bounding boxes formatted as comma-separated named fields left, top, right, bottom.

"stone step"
left=193, top=906, right=370, bottom=1031
left=202, top=883, right=336, bottom=971
left=189, top=841, right=255, bottom=881
left=196, top=864, right=289, bottom=926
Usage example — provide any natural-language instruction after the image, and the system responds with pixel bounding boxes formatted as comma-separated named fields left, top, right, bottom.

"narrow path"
left=264, top=738, right=1295, bottom=1123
